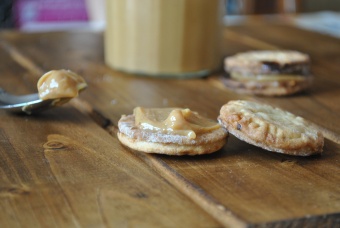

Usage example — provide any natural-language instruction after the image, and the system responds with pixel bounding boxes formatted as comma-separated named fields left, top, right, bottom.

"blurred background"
left=0, top=0, right=105, bottom=31
left=1, top=0, right=340, bottom=37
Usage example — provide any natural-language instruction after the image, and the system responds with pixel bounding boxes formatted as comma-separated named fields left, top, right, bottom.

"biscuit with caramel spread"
left=218, top=100, right=324, bottom=156
left=118, top=107, right=228, bottom=155
left=223, top=50, right=313, bottom=96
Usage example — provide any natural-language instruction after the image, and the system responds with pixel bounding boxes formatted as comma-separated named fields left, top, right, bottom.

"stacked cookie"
left=223, top=50, right=313, bottom=96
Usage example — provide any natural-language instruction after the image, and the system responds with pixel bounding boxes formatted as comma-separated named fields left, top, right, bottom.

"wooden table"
left=0, top=19, right=339, bottom=227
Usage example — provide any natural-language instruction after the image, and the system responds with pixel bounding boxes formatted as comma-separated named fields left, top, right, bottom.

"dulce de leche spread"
left=134, top=107, right=221, bottom=139
left=105, top=0, right=223, bottom=77
left=37, top=70, right=87, bottom=100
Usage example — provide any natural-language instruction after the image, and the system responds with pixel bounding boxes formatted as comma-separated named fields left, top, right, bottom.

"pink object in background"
left=15, top=0, right=90, bottom=31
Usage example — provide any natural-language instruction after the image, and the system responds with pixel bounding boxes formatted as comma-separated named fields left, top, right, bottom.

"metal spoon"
left=0, top=88, right=69, bottom=114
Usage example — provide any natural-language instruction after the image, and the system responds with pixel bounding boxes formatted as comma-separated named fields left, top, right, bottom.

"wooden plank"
left=0, top=41, right=221, bottom=227
left=1, top=26, right=340, bottom=227
left=138, top=136, right=340, bottom=225
left=0, top=40, right=38, bottom=94
left=0, top=110, right=221, bottom=227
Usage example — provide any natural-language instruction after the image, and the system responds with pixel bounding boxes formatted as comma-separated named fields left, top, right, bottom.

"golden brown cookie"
left=223, top=50, right=313, bottom=96
left=118, top=107, right=228, bottom=155
left=218, top=100, right=324, bottom=156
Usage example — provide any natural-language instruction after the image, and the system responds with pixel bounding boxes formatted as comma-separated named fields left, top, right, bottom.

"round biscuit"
left=118, top=132, right=227, bottom=156
left=118, top=114, right=228, bottom=156
left=218, top=100, right=324, bottom=156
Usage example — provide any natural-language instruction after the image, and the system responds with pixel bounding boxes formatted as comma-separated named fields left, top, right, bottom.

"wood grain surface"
left=0, top=20, right=339, bottom=227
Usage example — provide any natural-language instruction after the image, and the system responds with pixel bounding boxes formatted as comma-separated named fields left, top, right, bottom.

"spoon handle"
left=0, top=88, right=40, bottom=105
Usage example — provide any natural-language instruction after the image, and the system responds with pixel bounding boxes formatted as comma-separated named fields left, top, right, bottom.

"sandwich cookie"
left=218, top=100, right=324, bottom=156
left=223, top=50, right=313, bottom=96
left=118, top=107, right=228, bottom=155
